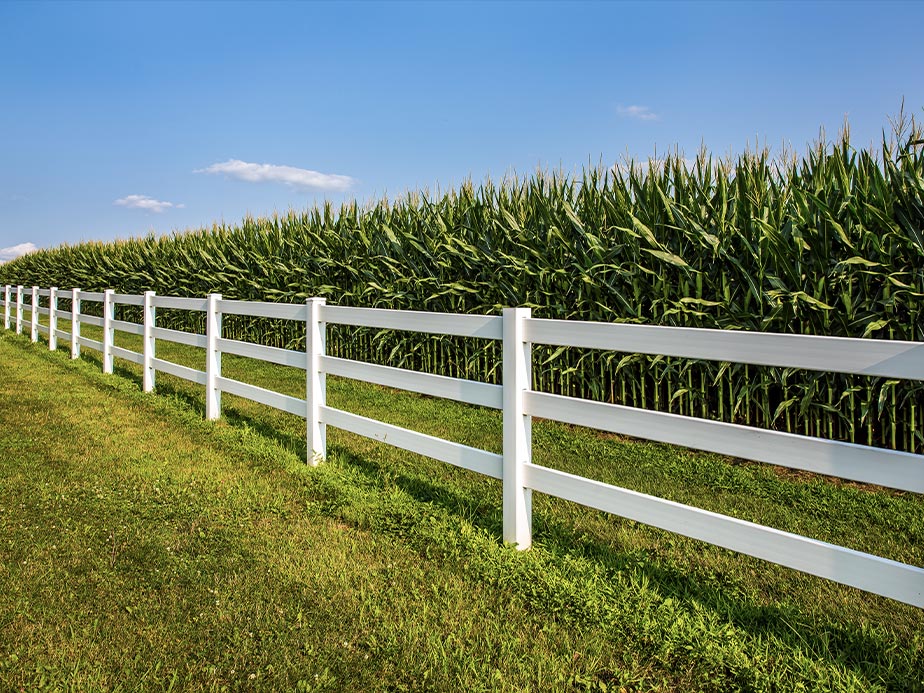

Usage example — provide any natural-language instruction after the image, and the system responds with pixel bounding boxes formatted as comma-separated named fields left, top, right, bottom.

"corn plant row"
left=4, top=117, right=923, bottom=453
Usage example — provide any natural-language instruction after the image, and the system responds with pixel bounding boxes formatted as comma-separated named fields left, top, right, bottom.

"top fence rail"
left=321, top=304, right=504, bottom=339
left=526, top=318, right=924, bottom=381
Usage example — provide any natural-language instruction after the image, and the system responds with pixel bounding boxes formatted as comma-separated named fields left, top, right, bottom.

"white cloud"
left=0, top=242, right=38, bottom=263
left=114, top=194, right=184, bottom=213
left=196, top=159, right=355, bottom=192
left=617, top=105, right=659, bottom=121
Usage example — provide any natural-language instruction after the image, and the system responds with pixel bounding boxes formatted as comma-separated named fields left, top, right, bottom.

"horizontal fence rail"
left=321, top=355, right=504, bottom=409
left=217, top=298, right=307, bottom=321
left=2, top=284, right=923, bottom=607
left=523, top=463, right=923, bottom=605
left=526, top=318, right=924, bottom=380
left=218, top=337, right=306, bottom=369
left=524, top=391, right=924, bottom=493
left=320, top=405, right=504, bottom=479
left=150, top=295, right=208, bottom=312
left=79, top=314, right=105, bottom=328
left=112, top=293, right=144, bottom=306
left=151, top=357, right=207, bottom=385
left=321, top=304, right=504, bottom=339
left=215, top=375, right=306, bottom=417
left=77, top=337, right=104, bottom=352
left=112, top=319, right=144, bottom=336
left=151, top=326, right=207, bottom=349
left=111, top=345, right=143, bottom=366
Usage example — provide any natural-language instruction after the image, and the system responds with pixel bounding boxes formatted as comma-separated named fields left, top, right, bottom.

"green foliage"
left=3, top=116, right=923, bottom=451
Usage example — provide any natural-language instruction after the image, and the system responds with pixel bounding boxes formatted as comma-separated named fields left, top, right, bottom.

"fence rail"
left=3, top=284, right=923, bottom=607
left=526, top=318, right=924, bottom=380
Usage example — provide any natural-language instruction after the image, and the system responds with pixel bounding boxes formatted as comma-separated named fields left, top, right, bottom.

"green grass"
left=1, top=328, right=923, bottom=691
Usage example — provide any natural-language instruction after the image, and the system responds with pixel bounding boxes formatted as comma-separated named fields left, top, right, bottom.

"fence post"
left=206, top=293, right=222, bottom=420
left=71, top=289, right=81, bottom=359
left=102, top=289, right=115, bottom=373
left=15, top=286, right=23, bottom=334
left=306, top=297, right=327, bottom=464
left=30, top=286, right=39, bottom=342
left=143, top=291, right=156, bottom=392
left=3, top=285, right=9, bottom=330
left=49, top=287, right=58, bottom=351
left=502, top=306, right=533, bottom=549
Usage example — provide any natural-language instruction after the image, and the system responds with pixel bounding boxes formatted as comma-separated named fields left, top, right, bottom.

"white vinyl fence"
left=4, top=283, right=924, bottom=607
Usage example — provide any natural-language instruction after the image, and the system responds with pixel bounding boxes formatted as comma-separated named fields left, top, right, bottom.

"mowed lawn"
left=0, top=329, right=922, bottom=691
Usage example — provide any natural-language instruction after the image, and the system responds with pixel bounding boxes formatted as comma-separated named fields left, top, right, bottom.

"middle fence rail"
left=3, top=284, right=923, bottom=607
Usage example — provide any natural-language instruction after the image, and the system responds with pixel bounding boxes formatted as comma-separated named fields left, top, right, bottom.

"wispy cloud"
left=114, top=194, right=183, bottom=213
left=617, top=105, right=659, bottom=121
left=0, top=242, right=38, bottom=263
left=196, top=160, right=355, bottom=192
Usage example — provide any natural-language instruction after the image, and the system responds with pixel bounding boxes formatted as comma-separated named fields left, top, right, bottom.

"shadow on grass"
left=324, top=444, right=911, bottom=686
left=35, top=341, right=919, bottom=688
left=273, top=425, right=921, bottom=682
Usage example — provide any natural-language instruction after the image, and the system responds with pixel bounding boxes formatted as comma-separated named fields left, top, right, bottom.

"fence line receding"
left=3, top=284, right=923, bottom=607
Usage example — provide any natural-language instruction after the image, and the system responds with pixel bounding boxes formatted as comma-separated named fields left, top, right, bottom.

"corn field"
left=3, top=117, right=923, bottom=453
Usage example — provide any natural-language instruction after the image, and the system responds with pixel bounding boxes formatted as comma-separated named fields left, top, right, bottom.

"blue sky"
left=1, top=0, right=922, bottom=259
